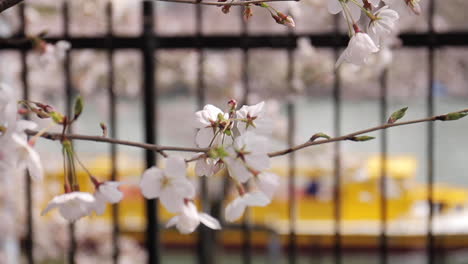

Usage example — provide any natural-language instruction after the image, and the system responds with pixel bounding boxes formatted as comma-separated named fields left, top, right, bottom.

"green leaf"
left=387, top=107, right=408, bottom=124
left=347, top=136, right=375, bottom=142
left=73, top=96, right=84, bottom=121
left=310, top=132, right=331, bottom=142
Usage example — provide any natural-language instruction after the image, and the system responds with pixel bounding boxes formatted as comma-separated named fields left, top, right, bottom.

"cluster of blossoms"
left=139, top=100, right=279, bottom=233
left=36, top=98, right=278, bottom=235
left=329, top=0, right=420, bottom=67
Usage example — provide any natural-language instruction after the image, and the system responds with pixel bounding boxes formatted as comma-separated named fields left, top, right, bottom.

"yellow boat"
left=44, top=154, right=468, bottom=250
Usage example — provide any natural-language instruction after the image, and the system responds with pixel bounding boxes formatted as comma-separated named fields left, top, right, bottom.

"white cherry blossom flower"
left=166, top=201, right=221, bottom=234
left=328, top=0, right=361, bottom=23
left=11, top=133, right=43, bottom=181
left=368, top=6, right=399, bottom=44
left=41, top=192, right=95, bottom=222
left=336, top=32, right=379, bottom=67
left=236, top=101, right=271, bottom=135
left=225, top=191, right=270, bottom=222
left=140, top=157, right=195, bottom=213
left=255, top=172, right=280, bottom=200
left=224, top=132, right=270, bottom=183
left=38, top=40, right=71, bottom=65
left=194, top=104, right=229, bottom=147
left=194, top=155, right=221, bottom=177
left=92, top=181, right=124, bottom=215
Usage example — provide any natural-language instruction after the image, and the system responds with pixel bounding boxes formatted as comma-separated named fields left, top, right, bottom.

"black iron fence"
left=2, top=0, right=468, bottom=263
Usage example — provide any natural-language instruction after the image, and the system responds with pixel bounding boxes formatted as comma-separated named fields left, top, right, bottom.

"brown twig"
left=25, top=108, right=468, bottom=160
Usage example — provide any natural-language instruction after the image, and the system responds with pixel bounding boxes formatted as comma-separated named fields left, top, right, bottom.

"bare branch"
left=0, top=0, right=24, bottom=13
left=26, top=108, right=468, bottom=160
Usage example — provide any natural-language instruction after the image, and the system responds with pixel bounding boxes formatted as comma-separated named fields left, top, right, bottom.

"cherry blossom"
left=194, top=104, right=229, bottom=147
left=327, top=0, right=361, bottom=23
left=92, top=181, right=124, bottom=215
left=368, top=6, right=400, bottom=44
left=37, top=40, right=71, bottom=65
left=225, top=191, right=270, bottom=222
left=255, top=172, right=280, bottom=200
left=140, top=157, right=195, bottom=213
left=194, top=155, right=221, bottom=177
left=224, top=132, right=270, bottom=183
left=11, top=133, right=44, bottom=181
left=336, top=32, right=379, bottom=67
left=41, top=192, right=96, bottom=222
left=236, top=101, right=271, bottom=135
left=166, top=201, right=221, bottom=234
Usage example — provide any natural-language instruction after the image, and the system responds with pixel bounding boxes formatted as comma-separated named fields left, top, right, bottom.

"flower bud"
left=222, top=5, right=231, bottom=14
left=347, top=136, right=375, bottom=142
left=387, top=107, right=408, bottom=124
left=243, top=6, right=253, bottom=21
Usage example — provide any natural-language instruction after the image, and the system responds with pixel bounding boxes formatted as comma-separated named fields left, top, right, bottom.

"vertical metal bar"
left=19, top=3, right=34, bottom=264
left=195, top=5, right=214, bottom=264
left=142, top=2, right=159, bottom=264
left=332, top=14, right=342, bottom=264
left=62, top=2, right=76, bottom=264
left=240, top=8, right=252, bottom=264
left=379, top=69, right=388, bottom=264
left=106, top=2, right=120, bottom=263
left=427, top=0, right=436, bottom=263
left=286, top=38, right=297, bottom=264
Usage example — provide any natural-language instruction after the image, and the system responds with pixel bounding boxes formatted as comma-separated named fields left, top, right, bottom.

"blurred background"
left=1, top=0, right=468, bottom=263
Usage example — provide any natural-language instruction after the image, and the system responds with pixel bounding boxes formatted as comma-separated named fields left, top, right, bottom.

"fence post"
left=142, top=1, right=160, bottom=264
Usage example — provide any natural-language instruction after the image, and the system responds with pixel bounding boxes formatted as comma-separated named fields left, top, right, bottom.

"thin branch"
left=26, top=108, right=468, bottom=160
left=0, top=0, right=23, bottom=13
left=155, top=0, right=297, bottom=6
left=268, top=108, right=468, bottom=157
left=25, top=129, right=208, bottom=155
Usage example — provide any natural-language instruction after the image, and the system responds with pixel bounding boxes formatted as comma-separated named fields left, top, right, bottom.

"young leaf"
left=310, top=132, right=331, bottom=142
left=73, top=96, right=84, bottom=121
left=387, top=107, right=408, bottom=124
left=440, top=111, right=468, bottom=121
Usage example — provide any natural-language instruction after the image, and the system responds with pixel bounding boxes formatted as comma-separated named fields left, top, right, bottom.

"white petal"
left=165, top=156, right=186, bottom=179
left=199, top=213, right=221, bottom=230
left=348, top=3, right=362, bottom=22
left=368, top=0, right=380, bottom=6
left=139, top=167, right=163, bottom=199
left=327, top=0, right=343, bottom=14
left=242, top=191, right=271, bottom=207
left=195, top=128, right=216, bottom=148
left=92, top=194, right=107, bottom=215
left=225, top=197, right=247, bottom=222
left=26, top=146, right=44, bottom=181
left=257, top=172, right=280, bottom=199
left=245, top=153, right=270, bottom=172
left=195, top=157, right=214, bottom=177
left=226, top=157, right=252, bottom=183
left=172, top=178, right=196, bottom=199
left=160, top=189, right=185, bottom=213
left=166, top=215, right=180, bottom=228
left=99, top=182, right=123, bottom=203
